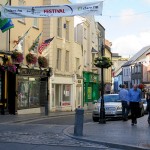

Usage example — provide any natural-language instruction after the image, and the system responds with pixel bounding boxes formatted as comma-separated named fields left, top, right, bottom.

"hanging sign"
left=0, top=1, right=103, bottom=19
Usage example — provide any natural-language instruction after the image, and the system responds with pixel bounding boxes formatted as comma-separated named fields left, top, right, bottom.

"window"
left=127, top=69, right=128, bottom=76
left=76, top=58, right=80, bottom=74
left=65, top=21, right=69, bottom=41
left=84, top=28, right=87, bottom=39
left=57, top=18, right=62, bottom=37
left=62, top=84, right=71, bottom=103
left=123, top=68, right=126, bottom=76
left=92, top=54, right=95, bottom=67
left=132, top=80, right=134, bottom=85
left=56, top=48, right=62, bottom=70
left=33, top=18, right=39, bottom=28
left=18, top=0, right=26, bottom=23
left=138, top=79, right=141, bottom=85
left=65, top=50, right=69, bottom=72
left=92, top=32, right=94, bottom=43
left=138, top=65, right=141, bottom=73
left=17, top=77, right=45, bottom=109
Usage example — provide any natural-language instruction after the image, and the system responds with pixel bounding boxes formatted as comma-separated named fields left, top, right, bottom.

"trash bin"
left=74, top=108, right=84, bottom=136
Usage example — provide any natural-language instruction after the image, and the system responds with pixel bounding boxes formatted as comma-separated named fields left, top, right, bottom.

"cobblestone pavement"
left=0, top=124, right=123, bottom=150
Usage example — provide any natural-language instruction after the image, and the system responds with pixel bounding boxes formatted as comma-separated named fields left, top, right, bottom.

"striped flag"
left=38, top=37, right=54, bottom=54
left=14, top=27, right=31, bottom=48
left=29, top=32, right=42, bottom=52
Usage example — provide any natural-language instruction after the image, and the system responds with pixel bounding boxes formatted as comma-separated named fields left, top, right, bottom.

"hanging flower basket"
left=26, top=53, right=37, bottom=65
left=94, top=56, right=113, bottom=68
left=138, top=83, right=146, bottom=92
left=11, top=51, right=24, bottom=63
left=0, top=63, right=16, bottom=73
left=38, top=56, right=48, bottom=68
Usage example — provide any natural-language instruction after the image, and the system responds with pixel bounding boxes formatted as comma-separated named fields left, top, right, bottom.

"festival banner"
left=0, top=1, right=103, bottom=19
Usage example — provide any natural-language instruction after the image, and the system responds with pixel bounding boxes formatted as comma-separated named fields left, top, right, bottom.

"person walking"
left=146, top=93, right=150, bottom=125
left=128, top=84, right=142, bottom=126
left=119, top=84, right=129, bottom=121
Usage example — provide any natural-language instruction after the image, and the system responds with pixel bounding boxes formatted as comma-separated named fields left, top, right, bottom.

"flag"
left=0, top=18, right=14, bottom=33
left=29, top=32, right=42, bottom=52
left=38, top=37, right=54, bottom=54
left=14, top=27, right=31, bottom=48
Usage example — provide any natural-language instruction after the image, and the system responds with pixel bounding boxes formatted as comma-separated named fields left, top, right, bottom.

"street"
left=17, top=111, right=93, bottom=125
left=0, top=112, right=124, bottom=150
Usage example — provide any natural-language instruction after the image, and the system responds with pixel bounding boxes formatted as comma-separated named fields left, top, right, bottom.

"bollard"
left=45, top=100, right=49, bottom=116
left=74, top=108, right=84, bottom=136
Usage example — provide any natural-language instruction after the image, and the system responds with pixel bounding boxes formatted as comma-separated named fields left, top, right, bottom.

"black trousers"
left=130, top=102, right=140, bottom=123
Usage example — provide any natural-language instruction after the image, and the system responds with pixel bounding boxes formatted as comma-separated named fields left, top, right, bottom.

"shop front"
left=83, top=71, right=100, bottom=109
left=50, top=76, right=74, bottom=112
left=16, top=66, right=51, bottom=114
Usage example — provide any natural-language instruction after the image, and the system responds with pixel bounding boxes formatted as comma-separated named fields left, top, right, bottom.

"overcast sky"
left=70, top=0, right=150, bottom=58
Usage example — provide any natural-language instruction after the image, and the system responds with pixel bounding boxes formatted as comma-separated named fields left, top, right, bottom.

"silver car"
left=92, top=94, right=123, bottom=122
left=141, top=98, right=148, bottom=114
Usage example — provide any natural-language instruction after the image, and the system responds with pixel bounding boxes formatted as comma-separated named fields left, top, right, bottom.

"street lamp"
left=99, top=43, right=106, bottom=124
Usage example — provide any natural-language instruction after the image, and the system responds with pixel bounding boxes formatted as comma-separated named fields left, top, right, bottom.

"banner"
left=0, top=1, right=103, bottom=19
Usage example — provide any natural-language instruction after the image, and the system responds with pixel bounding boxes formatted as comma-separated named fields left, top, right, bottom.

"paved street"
left=0, top=111, right=149, bottom=150
left=0, top=112, right=123, bottom=150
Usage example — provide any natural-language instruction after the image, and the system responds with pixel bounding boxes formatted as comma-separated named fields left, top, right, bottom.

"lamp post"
left=99, top=43, right=106, bottom=124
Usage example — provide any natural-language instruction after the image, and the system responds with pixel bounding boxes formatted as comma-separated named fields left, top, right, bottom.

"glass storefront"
left=17, top=77, right=41, bottom=109
left=52, top=84, right=71, bottom=107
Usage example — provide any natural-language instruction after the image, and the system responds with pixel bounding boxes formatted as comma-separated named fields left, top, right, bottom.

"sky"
left=70, top=0, right=150, bottom=58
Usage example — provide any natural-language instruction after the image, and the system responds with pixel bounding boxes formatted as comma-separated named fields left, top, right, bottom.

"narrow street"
left=0, top=113, right=123, bottom=150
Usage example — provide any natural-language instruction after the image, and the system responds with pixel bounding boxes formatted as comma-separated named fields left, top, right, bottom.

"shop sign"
left=19, top=68, right=48, bottom=77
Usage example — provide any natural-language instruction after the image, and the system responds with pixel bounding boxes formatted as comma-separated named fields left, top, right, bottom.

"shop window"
left=17, top=77, right=43, bottom=109
left=62, top=84, right=71, bottom=106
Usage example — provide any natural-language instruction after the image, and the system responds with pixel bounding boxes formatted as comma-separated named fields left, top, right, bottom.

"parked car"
left=92, top=94, right=144, bottom=122
left=141, top=98, right=148, bottom=114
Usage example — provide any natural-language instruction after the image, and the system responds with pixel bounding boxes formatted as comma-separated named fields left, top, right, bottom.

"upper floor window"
left=18, top=0, right=26, bottom=23
left=57, top=18, right=62, bottom=37
left=33, top=18, right=39, bottom=28
left=84, top=28, right=87, bottom=39
left=76, top=57, right=80, bottom=74
left=56, top=48, right=62, bottom=70
left=92, top=32, right=94, bottom=43
left=138, top=65, right=141, bottom=73
left=123, top=68, right=126, bottom=76
left=92, top=53, right=95, bottom=67
left=65, top=50, right=69, bottom=72
left=65, top=21, right=69, bottom=41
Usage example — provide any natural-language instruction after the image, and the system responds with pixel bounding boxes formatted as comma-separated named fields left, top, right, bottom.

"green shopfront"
left=83, top=71, right=100, bottom=108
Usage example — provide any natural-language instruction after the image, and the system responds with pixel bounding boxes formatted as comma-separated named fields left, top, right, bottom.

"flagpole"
left=8, top=0, right=11, bottom=51
left=13, top=27, right=31, bottom=48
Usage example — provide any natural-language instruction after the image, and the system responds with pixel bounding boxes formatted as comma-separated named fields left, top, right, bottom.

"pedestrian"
left=146, top=93, right=150, bottom=125
left=128, top=84, right=142, bottom=126
left=119, top=84, right=129, bottom=121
